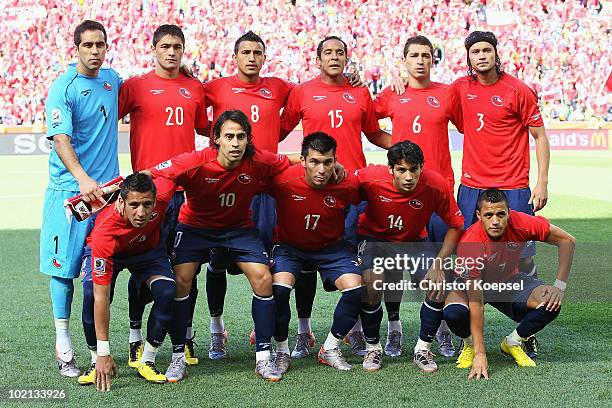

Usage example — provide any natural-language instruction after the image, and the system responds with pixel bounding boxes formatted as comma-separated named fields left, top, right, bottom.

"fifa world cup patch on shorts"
left=93, top=258, right=107, bottom=276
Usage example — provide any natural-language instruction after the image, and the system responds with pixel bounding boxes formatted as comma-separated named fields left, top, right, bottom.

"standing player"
left=356, top=141, right=464, bottom=372
left=373, top=35, right=463, bottom=357
left=444, top=189, right=574, bottom=379
left=279, top=35, right=392, bottom=357
left=118, top=24, right=208, bottom=368
left=448, top=31, right=551, bottom=358
left=41, top=20, right=121, bottom=377
left=268, top=133, right=362, bottom=373
left=203, top=31, right=363, bottom=359
left=149, top=110, right=306, bottom=382
left=82, top=174, right=180, bottom=390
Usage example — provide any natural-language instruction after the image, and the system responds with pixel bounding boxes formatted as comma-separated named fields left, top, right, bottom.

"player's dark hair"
left=74, top=20, right=107, bottom=47
left=301, top=132, right=337, bottom=157
left=317, top=36, right=348, bottom=58
left=234, top=30, right=266, bottom=54
left=403, top=35, right=434, bottom=58
left=465, top=31, right=503, bottom=79
left=153, top=24, right=185, bottom=47
left=476, top=188, right=509, bottom=211
left=120, top=173, right=157, bottom=201
left=212, top=110, right=255, bottom=158
left=387, top=140, right=424, bottom=168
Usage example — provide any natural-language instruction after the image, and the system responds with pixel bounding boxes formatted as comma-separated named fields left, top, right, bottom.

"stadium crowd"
left=1, top=0, right=610, bottom=125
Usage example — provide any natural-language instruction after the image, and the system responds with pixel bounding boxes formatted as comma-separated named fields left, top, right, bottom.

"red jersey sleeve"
left=455, top=228, right=486, bottom=280
left=118, top=78, right=134, bottom=119
left=90, top=235, right=117, bottom=286
left=511, top=211, right=551, bottom=241
left=361, top=90, right=381, bottom=134
left=516, top=84, right=544, bottom=128
left=253, top=148, right=291, bottom=177
left=280, top=86, right=303, bottom=134
left=194, top=82, right=209, bottom=130
left=435, top=185, right=464, bottom=229
left=373, top=88, right=391, bottom=120
left=149, top=151, right=201, bottom=185
left=445, top=82, right=463, bottom=133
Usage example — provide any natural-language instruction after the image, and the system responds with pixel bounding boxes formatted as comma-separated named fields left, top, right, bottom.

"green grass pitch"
left=0, top=151, right=611, bottom=406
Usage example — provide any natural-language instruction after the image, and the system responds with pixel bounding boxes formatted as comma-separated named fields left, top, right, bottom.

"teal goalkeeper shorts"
left=40, top=187, right=95, bottom=279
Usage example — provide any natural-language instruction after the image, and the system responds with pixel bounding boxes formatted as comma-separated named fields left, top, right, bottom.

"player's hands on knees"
left=540, top=285, right=564, bottom=311
left=469, top=353, right=489, bottom=380
left=95, top=355, right=117, bottom=391
left=78, top=175, right=105, bottom=204
left=529, top=182, right=548, bottom=212
left=424, top=266, right=446, bottom=301
left=332, top=162, right=346, bottom=183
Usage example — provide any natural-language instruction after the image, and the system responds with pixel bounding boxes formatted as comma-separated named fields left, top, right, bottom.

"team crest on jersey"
left=205, top=178, right=220, bottom=183
left=103, top=82, right=112, bottom=91
left=179, top=88, right=192, bottom=99
left=259, top=88, right=273, bottom=98
left=155, top=160, right=172, bottom=170
left=467, top=93, right=477, bottom=100
left=313, top=95, right=327, bottom=101
left=52, top=258, right=62, bottom=269
left=343, top=92, right=356, bottom=104
left=506, top=242, right=520, bottom=251
left=426, top=96, right=441, bottom=108
left=149, top=89, right=165, bottom=95
left=491, top=95, right=503, bottom=107
left=93, top=258, right=106, bottom=275
left=292, top=195, right=306, bottom=201
left=238, top=173, right=252, bottom=184
left=378, top=195, right=393, bottom=203
left=81, top=89, right=91, bottom=97
left=408, top=199, right=423, bottom=209
left=399, top=98, right=412, bottom=104
left=324, top=196, right=337, bottom=207
left=150, top=211, right=159, bottom=221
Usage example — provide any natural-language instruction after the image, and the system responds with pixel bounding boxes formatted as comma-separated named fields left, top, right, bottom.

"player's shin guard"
left=385, top=301, right=401, bottom=322
left=81, top=279, right=97, bottom=350
left=516, top=306, right=561, bottom=339
left=295, top=272, right=317, bottom=319
left=443, top=304, right=471, bottom=339
left=206, top=265, right=227, bottom=318
left=186, top=274, right=199, bottom=337
left=419, top=299, right=444, bottom=343
left=252, top=294, right=276, bottom=352
left=50, top=276, right=74, bottom=319
left=331, top=286, right=363, bottom=339
left=169, top=295, right=190, bottom=351
left=273, top=284, right=292, bottom=343
left=146, top=279, right=176, bottom=348
left=361, top=302, right=383, bottom=345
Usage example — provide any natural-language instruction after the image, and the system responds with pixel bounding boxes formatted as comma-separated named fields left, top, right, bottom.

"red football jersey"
left=357, top=165, right=464, bottom=242
left=150, top=147, right=290, bottom=229
left=374, top=83, right=460, bottom=189
left=458, top=210, right=550, bottom=281
left=447, top=74, right=544, bottom=189
left=87, top=177, right=177, bottom=285
left=280, top=76, right=381, bottom=171
left=204, top=75, right=294, bottom=153
left=268, top=164, right=360, bottom=250
left=119, top=70, right=208, bottom=171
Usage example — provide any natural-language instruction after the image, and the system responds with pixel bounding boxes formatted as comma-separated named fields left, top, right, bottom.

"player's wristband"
left=553, top=279, right=567, bottom=291
left=97, top=340, right=110, bottom=356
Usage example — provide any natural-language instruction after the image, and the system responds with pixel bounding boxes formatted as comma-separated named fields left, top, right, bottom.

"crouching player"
left=268, top=132, right=362, bottom=373
left=356, top=140, right=464, bottom=372
left=445, top=189, right=575, bottom=379
left=149, top=109, right=299, bottom=382
left=82, top=173, right=180, bottom=390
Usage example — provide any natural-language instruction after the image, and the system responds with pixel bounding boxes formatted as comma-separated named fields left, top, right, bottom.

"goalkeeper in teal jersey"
left=40, top=20, right=122, bottom=378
